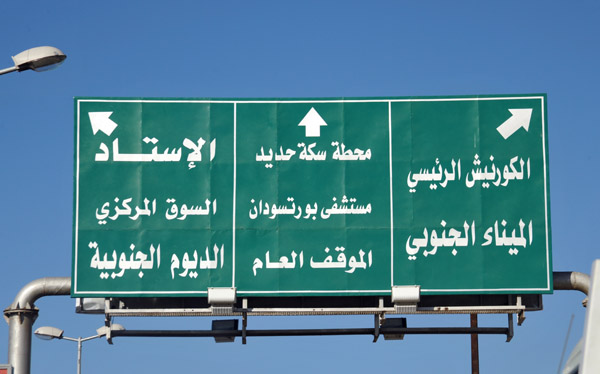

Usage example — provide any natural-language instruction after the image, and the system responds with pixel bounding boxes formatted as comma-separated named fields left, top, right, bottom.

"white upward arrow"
left=89, top=112, right=118, bottom=136
left=496, top=108, right=533, bottom=139
left=298, top=107, right=327, bottom=137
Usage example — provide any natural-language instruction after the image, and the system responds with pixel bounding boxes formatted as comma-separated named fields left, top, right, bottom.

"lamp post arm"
left=80, top=334, right=104, bottom=343
left=0, top=66, right=18, bottom=75
left=60, top=336, right=78, bottom=343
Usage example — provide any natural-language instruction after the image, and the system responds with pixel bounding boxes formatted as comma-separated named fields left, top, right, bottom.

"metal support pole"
left=373, top=314, right=380, bottom=343
left=242, top=298, right=247, bottom=345
left=4, top=309, right=36, bottom=374
left=506, top=314, right=514, bottom=343
left=470, top=314, right=479, bottom=374
left=4, top=277, right=71, bottom=374
left=242, top=313, right=247, bottom=345
left=77, top=338, right=82, bottom=374
left=581, top=260, right=600, bottom=373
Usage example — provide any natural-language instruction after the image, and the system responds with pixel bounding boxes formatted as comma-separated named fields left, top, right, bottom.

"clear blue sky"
left=1, top=1, right=599, bottom=372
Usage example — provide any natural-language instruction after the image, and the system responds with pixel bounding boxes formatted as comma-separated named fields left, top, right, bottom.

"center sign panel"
left=73, top=95, right=552, bottom=297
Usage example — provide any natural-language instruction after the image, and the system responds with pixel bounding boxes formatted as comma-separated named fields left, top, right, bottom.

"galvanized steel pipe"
left=554, top=271, right=590, bottom=295
left=4, top=277, right=70, bottom=374
left=554, top=271, right=590, bottom=308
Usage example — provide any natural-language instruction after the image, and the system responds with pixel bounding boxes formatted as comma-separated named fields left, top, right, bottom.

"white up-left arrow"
left=496, top=108, right=532, bottom=139
left=298, top=107, right=327, bottom=137
left=89, top=112, right=118, bottom=136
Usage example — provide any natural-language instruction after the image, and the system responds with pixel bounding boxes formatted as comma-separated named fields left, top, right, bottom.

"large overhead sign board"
left=73, top=95, right=552, bottom=297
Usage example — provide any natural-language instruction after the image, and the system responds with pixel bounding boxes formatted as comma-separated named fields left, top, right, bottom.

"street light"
left=0, top=46, right=66, bottom=76
left=34, top=324, right=124, bottom=374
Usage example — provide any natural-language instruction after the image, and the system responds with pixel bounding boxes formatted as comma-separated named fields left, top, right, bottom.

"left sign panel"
left=73, top=99, right=235, bottom=296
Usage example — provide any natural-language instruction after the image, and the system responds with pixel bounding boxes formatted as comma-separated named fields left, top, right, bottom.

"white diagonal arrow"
left=89, top=112, right=118, bottom=136
left=298, top=107, right=327, bottom=137
left=496, top=108, right=532, bottom=139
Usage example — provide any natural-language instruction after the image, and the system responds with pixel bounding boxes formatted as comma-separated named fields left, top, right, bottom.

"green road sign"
left=73, top=95, right=552, bottom=297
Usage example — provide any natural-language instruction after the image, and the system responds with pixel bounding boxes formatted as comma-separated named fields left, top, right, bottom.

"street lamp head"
left=0, top=46, right=66, bottom=75
left=12, top=46, right=66, bottom=72
left=34, top=326, right=64, bottom=341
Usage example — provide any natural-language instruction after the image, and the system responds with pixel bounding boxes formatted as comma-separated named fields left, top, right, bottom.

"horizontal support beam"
left=103, top=305, right=527, bottom=318
left=112, top=327, right=510, bottom=338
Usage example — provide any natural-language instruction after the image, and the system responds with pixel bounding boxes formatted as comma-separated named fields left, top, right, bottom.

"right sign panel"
left=391, top=96, right=551, bottom=293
